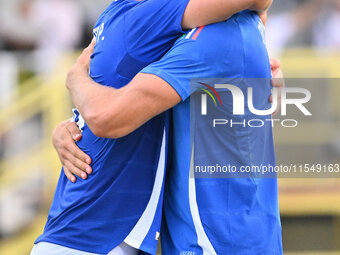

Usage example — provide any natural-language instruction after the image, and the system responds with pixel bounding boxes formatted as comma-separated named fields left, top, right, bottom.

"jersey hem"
left=34, top=239, right=106, bottom=255
left=124, top=235, right=156, bottom=255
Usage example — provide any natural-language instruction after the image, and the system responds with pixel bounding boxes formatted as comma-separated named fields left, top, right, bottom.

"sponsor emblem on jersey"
left=93, top=23, right=105, bottom=44
left=155, top=232, right=160, bottom=240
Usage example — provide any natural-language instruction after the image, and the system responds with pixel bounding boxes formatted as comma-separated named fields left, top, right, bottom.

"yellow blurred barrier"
left=280, top=48, right=340, bottom=78
left=0, top=57, right=73, bottom=255
left=278, top=49, right=340, bottom=217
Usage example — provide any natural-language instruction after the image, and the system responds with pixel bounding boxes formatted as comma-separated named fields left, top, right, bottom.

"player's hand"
left=66, top=38, right=95, bottom=89
left=75, top=37, right=95, bottom=72
left=52, top=119, right=92, bottom=183
left=269, top=58, right=285, bottom=116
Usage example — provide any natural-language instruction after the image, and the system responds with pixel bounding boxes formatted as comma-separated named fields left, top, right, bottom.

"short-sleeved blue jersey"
left=142, top=11, right=283, bottom=254
left=35, top=0, right=189, bottom=254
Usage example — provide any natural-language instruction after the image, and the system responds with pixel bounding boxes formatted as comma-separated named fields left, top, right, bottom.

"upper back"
left=89, top=0, right=189, bottom=88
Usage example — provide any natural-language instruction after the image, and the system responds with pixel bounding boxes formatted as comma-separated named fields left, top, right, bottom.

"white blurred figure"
left=313, top=0, right=340, bottom=51
left=0, top=0, right=30, bottom=109
left=0, top=54, right=18, bottom=109
left=0, top=0, right=38, bottom=49
left=266, top=0, right=324, bottom=57
left=0, top=0, right=83, bottom=76
left=30, top=0, right=84, bottom=76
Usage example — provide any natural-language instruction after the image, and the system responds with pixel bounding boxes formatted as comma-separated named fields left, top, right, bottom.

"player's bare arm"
left=58, top=0, right=275, bottom=181
left=66, top=40, right=182, bottom=139
left=61, top=42, right=284, bottom=182
left=181, top=0, right=272, bottom=29
left=67, top=38, right=283, bottom=139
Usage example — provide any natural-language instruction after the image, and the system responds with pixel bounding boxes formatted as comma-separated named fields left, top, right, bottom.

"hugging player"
left=31, top=0, right=284, bottom=254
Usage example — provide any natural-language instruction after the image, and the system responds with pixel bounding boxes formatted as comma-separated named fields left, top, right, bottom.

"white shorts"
left=30, top=242, right=139, bottom=255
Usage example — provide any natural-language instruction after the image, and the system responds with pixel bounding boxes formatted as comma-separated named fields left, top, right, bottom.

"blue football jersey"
left=141, top=11, right=283, bottom=254
left=35, top=0, right=188, bottom=254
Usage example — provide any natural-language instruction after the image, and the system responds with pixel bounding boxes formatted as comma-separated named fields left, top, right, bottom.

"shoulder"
left=171, top=22, right=245, bottom=69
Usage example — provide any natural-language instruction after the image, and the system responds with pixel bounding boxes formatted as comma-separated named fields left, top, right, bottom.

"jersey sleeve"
left=140, top=36, right=233, bottom=102
left=124, top=0, right=190, bottom=60
left=140, top=20, right=247, bottom=101
left=140, top=40, right=200, bottom=101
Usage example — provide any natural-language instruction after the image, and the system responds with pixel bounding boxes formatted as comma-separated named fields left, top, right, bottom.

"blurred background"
left=0, top=0, right=339, bottom=254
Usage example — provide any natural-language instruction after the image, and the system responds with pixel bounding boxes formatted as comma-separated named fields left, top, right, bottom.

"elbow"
left=88, top=122, right=109, bottom=138
left=84, top=108, right=130, bottom=139
left=251, top=0, right=272, bottom=12
left=82, top=108, right=109, bottom=138
left=181, top=18, right=196, bottom=31
left=92, top=126, right=128, bottom=139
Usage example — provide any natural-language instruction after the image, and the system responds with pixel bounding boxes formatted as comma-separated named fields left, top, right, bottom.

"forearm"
left=66, top=66, right=181, bottom=139
left=66, top=65, right=120, bottom=133
left=182, top=0, right=272, bottom=29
